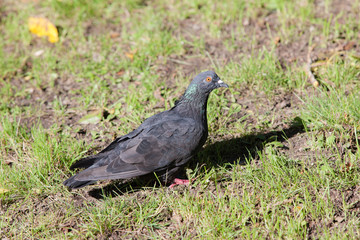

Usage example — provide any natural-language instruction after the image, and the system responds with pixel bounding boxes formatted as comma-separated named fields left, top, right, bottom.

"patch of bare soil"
left=306, top=185, right=360, bottom=238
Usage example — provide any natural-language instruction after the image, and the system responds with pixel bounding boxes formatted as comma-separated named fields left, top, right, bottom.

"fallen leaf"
left=125, top=53, right=133, bottom=60
left=293, top=205, right=303, bottom=213
left=78, top=109, right=103, bottom=124
left=104, top=107, right=115, bottom=115
left=312, top=81, right=319, bottom=88
left=334, top=216, right=344, bottom=223
left=33, top=49, right=45, bottom=57
left=116, top=69, right=125, bottom=76
left=273, top=36, right=281, bottom=45
left=110, top=32, right=120, bottom=38
left=78, top=108, right=114, bottom=124
left=28, top=17, right=59, bottom=43
left=125, top=49, right=137, bottom=61
left=242, top=17, right=250, bottom=26
left=133, top=81, right=141, bottom=86
left=33, top=188, right=41, bottom=194
left=0, top=188, right=9, bottom=194
left=257, top=19, right=266, bottom=28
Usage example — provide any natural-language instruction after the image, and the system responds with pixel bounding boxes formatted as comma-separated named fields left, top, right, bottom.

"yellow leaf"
left=293, top=205, right=302, bottom=213
left=0, top=188, right=9, bottom=194
left=104, top=107, right=115, bottom=115
left=78, top=109, right=103, bottom=125
left=125, top=52, right=134, bottom=60
left=28, top=17, right=59, bottom=43
left=125, top=49, right=137, bottom=61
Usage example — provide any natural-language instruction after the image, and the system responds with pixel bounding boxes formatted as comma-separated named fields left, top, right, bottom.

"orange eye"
left=206, top=77, right=212, bottom=82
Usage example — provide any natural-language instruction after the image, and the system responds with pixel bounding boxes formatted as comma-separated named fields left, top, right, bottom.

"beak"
left=217, top=79, right=229, bottom=88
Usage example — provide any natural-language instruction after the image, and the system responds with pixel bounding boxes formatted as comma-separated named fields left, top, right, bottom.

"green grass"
left=1, top=0, right=360, bottom=238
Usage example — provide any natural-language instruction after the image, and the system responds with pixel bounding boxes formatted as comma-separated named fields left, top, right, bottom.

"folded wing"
left=63, top=118, right=202, bottom=189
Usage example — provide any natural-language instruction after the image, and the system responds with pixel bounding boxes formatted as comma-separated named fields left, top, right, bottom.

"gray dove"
left=63, top=71, right=228, bottom=189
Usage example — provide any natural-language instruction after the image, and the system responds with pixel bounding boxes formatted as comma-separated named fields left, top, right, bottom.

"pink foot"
left=169, top=178, right=190, bottom=188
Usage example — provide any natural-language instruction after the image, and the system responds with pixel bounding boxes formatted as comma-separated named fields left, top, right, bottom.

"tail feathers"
left=63, top=175, right=96, bottom=189
left=69, top=155, right=101, bottom=170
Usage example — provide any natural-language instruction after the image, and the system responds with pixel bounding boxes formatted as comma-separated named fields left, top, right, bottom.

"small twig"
left=305, top=44, right=319, bottom=88
left=327, top=51, right=345, bottom=64
left=310, top=60, right=328, bottom=68
left=168, top=58, right=192, bottom=66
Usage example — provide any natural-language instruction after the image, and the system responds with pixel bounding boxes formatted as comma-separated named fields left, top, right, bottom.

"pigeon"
left=63, top=71, right=228, bottom=189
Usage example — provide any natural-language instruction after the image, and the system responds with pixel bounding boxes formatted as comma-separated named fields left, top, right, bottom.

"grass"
left=1, top=0, right=360, bottom=238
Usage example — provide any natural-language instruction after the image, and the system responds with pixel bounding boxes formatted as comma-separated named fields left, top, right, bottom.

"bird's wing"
left=73, top=118, right=201, bottom=182
left=109, top=118, right=200, bottom=172
left=98, top=127, right=144, bottom=154
left=68, top=127, right=144, bottom=170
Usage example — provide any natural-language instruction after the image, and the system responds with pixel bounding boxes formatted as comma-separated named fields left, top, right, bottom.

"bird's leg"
left=169, top=178, right=190, bottom=188
left=161, top=167, right=196, bottom=188
left=169, top=177, right=198, bottom=188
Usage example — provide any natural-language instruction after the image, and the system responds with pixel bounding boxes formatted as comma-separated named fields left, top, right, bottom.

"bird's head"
left=184, top=71, right=228, bottom=99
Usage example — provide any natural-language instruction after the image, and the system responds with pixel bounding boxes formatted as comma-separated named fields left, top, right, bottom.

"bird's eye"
left=206, top=77, right=212, bottom=82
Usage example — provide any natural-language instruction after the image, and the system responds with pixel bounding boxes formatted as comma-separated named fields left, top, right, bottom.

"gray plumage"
left=63, top=71, right=228, bottom=189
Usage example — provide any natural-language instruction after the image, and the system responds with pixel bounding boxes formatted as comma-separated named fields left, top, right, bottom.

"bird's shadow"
left=88, top=117, right=305, bottom=199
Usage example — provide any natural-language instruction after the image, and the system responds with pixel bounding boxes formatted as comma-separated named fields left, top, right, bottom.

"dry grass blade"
left=305, top=44, right=319, bottom=88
